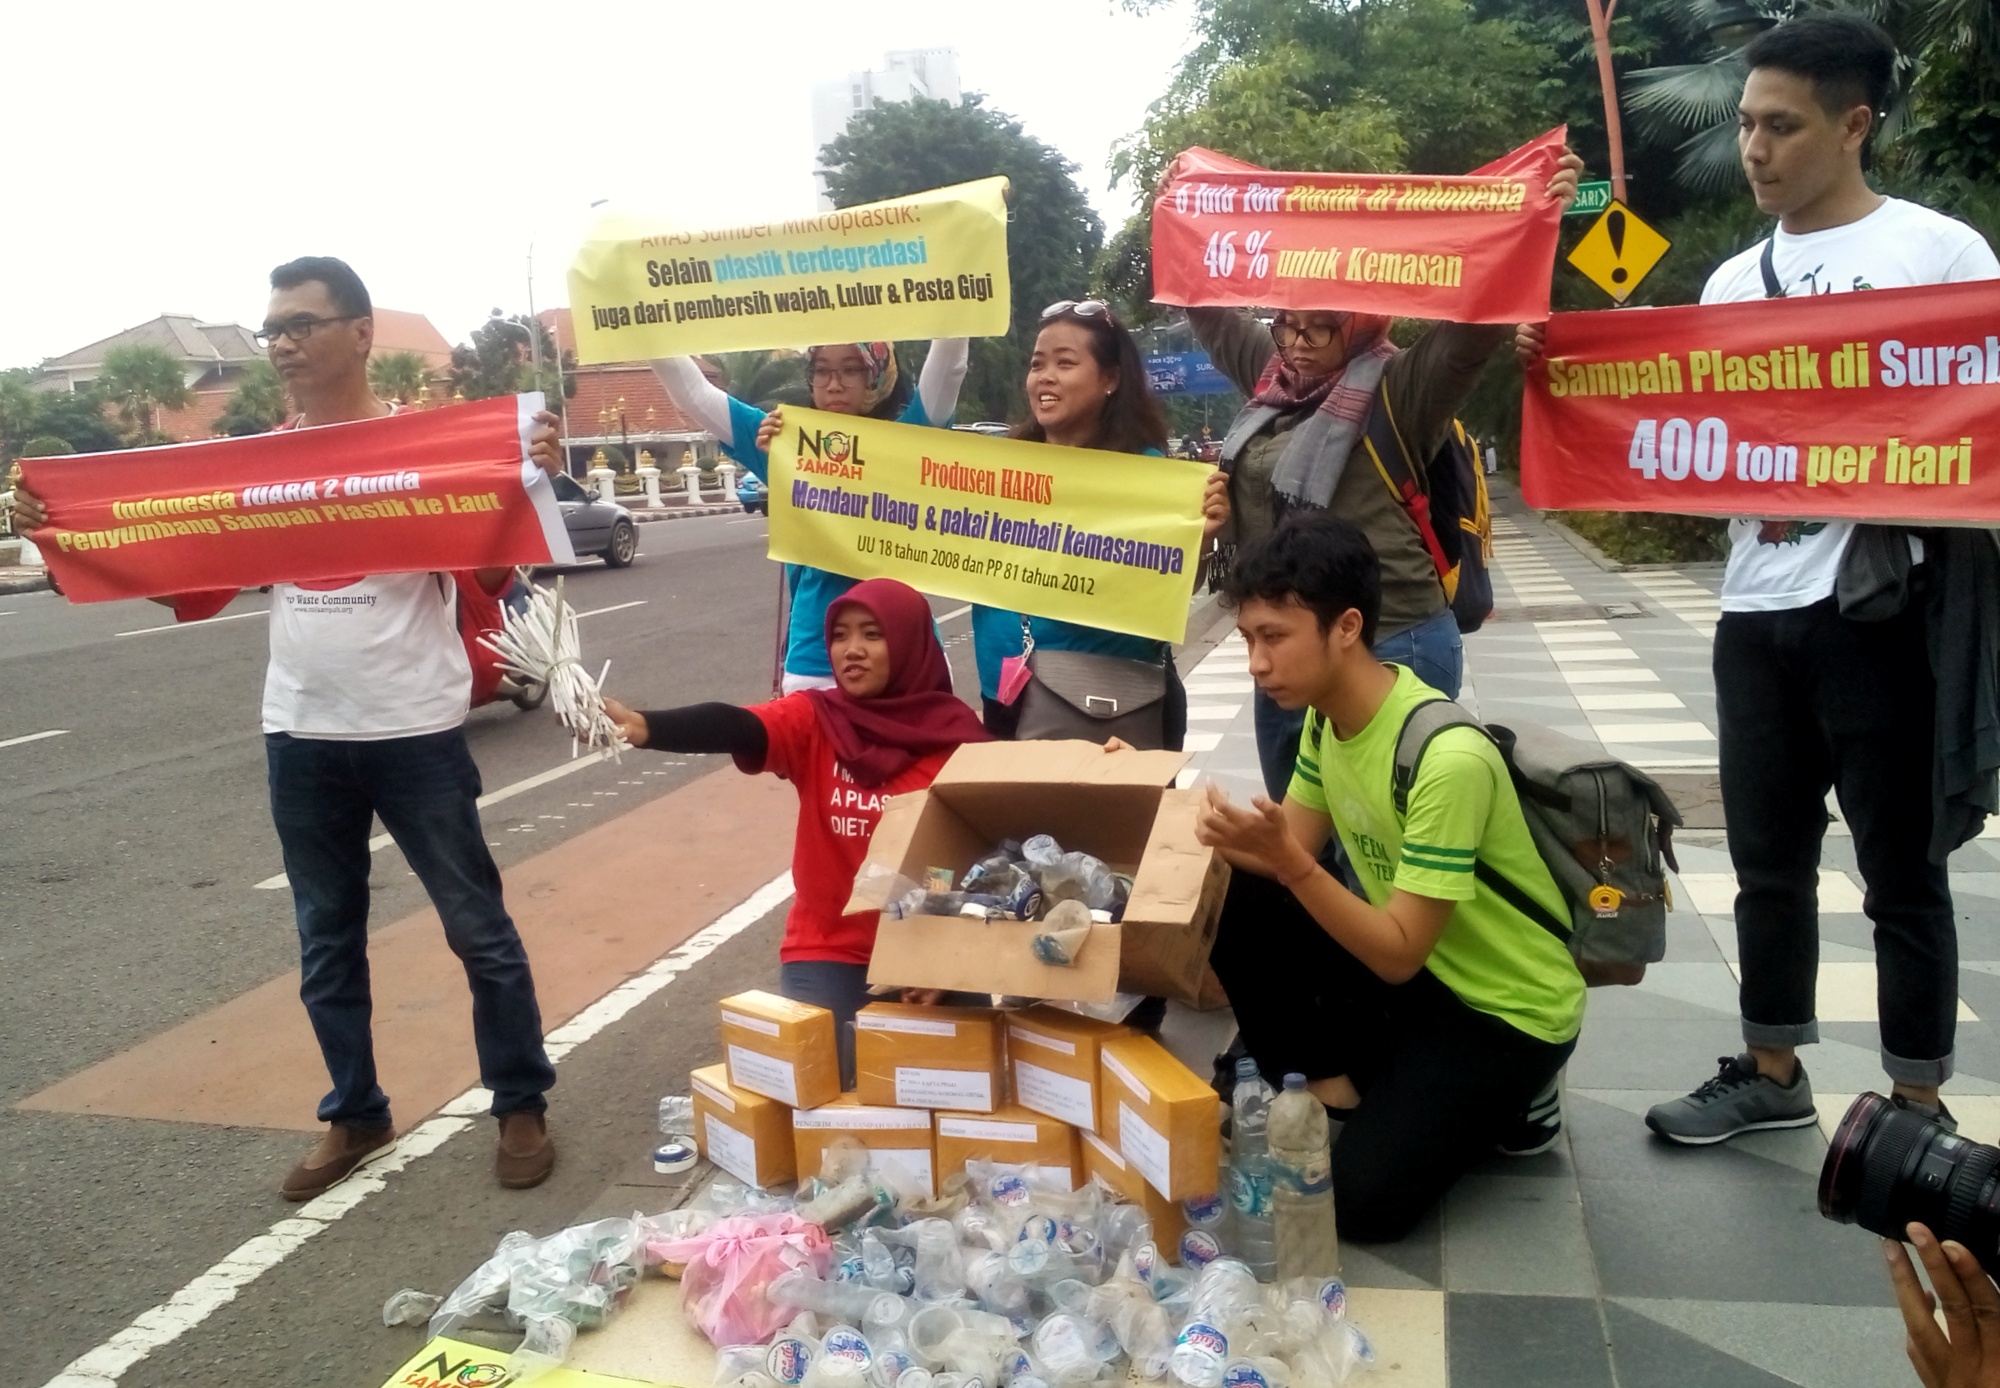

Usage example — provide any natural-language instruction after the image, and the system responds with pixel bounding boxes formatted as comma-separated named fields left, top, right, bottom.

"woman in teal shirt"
left=974, top=301, right=1228, bottom=748
left=653, top=340, right=968, bottom=690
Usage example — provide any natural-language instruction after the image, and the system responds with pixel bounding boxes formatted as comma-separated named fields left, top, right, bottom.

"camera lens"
left=1818, top=1092, right=2000, bottom=1275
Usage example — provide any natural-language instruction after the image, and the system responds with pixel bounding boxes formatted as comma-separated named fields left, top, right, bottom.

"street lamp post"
left=1584, top=0, right=1629, bottom=206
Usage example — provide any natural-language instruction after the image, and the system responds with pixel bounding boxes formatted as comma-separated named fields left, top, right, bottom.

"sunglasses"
left=1041, top=299, right=1118, bottom=325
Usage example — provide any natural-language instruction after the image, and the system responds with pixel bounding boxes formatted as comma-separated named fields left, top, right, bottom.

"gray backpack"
left=1391, top=701, right=1683, bottom=986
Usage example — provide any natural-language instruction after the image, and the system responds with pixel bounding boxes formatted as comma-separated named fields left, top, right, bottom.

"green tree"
left=449, top=311, right=571, bottom=403
left=0, top=369, right=41, bottom=461
left=8, top=382, right=123, bottom=459
left=214, top=360, right=289, bottom=436
left=819, top=94, right=1105, bottom=422
left=1103, top=0, right=1561, bottom=315
left=368, top=350, right=434, bottom=405
left=711, top=350, right=811, bottom=410
left=98, top=344, right=193, bottom=442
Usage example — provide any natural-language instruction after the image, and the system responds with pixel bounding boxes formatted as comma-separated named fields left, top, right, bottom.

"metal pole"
left=1585, top=0, right=1629, bottom=205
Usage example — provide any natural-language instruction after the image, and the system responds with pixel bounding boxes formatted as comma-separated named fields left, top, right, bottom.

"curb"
left=628, top=504, right=748, bottom=524
left=1540, top=515, right=1726, bottom=576
left=0, top=569, right=50, bottom=595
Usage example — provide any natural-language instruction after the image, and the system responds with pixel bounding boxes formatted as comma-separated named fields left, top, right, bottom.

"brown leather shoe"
left=280, top=1122, right=396, bottom=1201
left=496, top=1112, right=555, bottom=1188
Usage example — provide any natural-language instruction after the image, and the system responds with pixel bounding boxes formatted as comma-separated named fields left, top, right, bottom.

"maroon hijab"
left=805, top=578, right=991, bottom=786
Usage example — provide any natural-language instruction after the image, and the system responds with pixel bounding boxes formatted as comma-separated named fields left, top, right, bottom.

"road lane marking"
left=38, top=870, right=794, bottom=1388
left=938, top=605, right=970, bottom=622
left=574, top=600, right=649, bottom=619
left=253, top=748, right=617, bottom=889
left=116, top=611, right=267, bottom=638
left=0, top=728, right=68, bottom=750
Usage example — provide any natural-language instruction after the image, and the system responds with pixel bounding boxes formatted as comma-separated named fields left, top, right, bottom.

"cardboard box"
left=1079, top=1128, right=1188, bottom=1263
left=793, top=1093, right=938, bottom=1195
left=933, top=1103, right=1082, bottom=1189
left=718, top=990, right=841, bottom=1110
left=855, top=1002, right=1006, bottom=1112
left=844, top=741, right=1232, bottom=1004
left=691, top=1063, right=796, bottom=1190
left=1006, top=1005, right=1132, bottom=1133
left=1100, top=1034, right=1222, bottom=1201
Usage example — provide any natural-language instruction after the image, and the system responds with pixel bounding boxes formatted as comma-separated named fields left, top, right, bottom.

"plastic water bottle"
left=1226, top=1058, right=1277, bottom=1282
left=1268, top=1074, right=1339, bottom=1279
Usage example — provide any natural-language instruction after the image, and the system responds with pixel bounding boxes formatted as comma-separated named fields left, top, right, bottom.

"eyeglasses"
left=1271, top=318, right=1338, bottom=351
left=809, top=365, right=873, bottom=386
left=253, top=315, right=363, bottom=347
left=1041, top=299, right=1117, bottom=325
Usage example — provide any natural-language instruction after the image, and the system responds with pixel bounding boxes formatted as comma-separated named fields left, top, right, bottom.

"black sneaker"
left=1496, top=1076, right=1564, bottom=1156
left=1645, top=1053, right=1817, bottom=1145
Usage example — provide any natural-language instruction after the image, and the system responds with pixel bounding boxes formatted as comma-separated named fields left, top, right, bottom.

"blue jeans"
left=1251, top=607, right=1465, bottom=798
left=267, top=728, right=555, bottom=1127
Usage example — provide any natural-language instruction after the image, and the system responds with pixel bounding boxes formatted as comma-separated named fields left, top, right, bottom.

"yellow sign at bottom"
left=1566, top=200, right=1671, bottom=303
left=767, top=407, right=1210, bottom=644
left=379, top=1337, right=672, bottom=1388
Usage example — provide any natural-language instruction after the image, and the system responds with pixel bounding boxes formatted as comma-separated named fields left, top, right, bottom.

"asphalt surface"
left=0, top=512, right=991, bottom=1387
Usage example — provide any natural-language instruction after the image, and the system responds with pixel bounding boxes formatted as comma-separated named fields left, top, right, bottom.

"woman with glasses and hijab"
left=971, top=300, right=1230, bottom=750
left=651, top=338, right=969, bottom=692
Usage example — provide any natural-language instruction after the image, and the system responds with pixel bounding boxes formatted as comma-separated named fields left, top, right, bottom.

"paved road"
left=0, top=513, right=994, bottom=1387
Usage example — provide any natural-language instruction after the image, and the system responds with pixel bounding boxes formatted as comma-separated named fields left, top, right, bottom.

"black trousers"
left=1714, top=598, right=1956, bottom=1085
left=1208, top=871, right=1573, bottom=1243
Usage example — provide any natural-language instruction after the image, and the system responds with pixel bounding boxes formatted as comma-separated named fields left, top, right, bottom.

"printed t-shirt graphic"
left=747, top=693, right=952, bottom=965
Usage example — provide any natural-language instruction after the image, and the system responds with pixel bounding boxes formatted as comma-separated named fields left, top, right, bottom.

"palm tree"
left=369, top=350, right=434, bottom=404
left=709, top=350, right=811, bottom=410
left=97, top=344, right=193, bottom=442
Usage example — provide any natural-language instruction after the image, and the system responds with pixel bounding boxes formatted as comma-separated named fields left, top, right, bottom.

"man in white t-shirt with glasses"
left=1635, top=16, right=1997, bottom=1144
left=18, top=256, right=570, bottom=1198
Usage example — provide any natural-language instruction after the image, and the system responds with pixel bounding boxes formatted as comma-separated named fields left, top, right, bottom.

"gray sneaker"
left=1645, top=1053, right=1818, bottom=1145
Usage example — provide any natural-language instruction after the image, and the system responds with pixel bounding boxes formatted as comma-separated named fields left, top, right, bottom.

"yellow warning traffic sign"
left=1566, top=200, right=1671, bottom=304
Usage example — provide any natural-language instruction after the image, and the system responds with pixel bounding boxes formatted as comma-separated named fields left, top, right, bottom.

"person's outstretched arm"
left=603, top=697, right=769, bottom=768
left=917, top=338, right=970, bottom=425
left=648, top=356, right=738, bottom=441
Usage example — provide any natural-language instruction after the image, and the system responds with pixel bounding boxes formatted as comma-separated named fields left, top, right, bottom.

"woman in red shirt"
left=604, top=578, right=989, bottom=1082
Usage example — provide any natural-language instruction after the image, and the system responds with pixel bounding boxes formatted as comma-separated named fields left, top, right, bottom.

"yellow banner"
left=379, top=1336, right=666, bottom=1387
left=768, top=408, right=1210, bottom=644
left=566, top=178, right=1012, bottom=364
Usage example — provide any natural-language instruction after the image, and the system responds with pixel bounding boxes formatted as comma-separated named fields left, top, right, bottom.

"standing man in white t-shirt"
left=1633, top=16, right=2000, bottom=1145
left=16, top=256, right=570, bottom=1198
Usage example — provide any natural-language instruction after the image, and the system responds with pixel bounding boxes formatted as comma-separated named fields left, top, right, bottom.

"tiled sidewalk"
left=1163, top=481, right=1987, bottom=1387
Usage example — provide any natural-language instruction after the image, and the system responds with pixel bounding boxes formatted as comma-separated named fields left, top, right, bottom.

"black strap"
left=1474, top=860, right=1573, bottom=946
left=1759, top=237, right=1783, bottom=299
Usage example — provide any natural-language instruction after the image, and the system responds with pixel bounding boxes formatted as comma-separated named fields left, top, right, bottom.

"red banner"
left=1151, top=128, right=1567, bottom=323
left=20, top=394, right=575, bottom=602
left=1520, top=280, right=2000, bottom=523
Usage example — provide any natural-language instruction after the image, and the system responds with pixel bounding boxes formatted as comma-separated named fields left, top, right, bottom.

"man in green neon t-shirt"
left=1196, top=511, right=1584, bottom=1242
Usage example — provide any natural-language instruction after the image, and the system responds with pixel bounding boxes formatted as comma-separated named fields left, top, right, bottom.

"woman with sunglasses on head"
left=651, top=337, right=969, bottom=692
left=1189, top=149, right=1584, bottom=796
left=971, top=299, right=1230, bottom=750
left=600, top=577, right=990, bottom=1084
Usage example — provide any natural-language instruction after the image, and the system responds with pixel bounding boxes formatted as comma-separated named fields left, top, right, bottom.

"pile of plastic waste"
left=865, top=836, right=1137, bottom=970
left=657, top=1137, right=1372, bottom=1388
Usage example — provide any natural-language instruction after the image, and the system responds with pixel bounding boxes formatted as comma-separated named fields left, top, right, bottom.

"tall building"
left=810, top=48, right=961, bottom=205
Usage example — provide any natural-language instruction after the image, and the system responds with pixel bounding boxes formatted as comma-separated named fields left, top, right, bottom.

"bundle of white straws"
left=481, top=575, right=625, bottom=760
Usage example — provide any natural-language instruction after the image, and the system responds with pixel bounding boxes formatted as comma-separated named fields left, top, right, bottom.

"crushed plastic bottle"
left=1268, top=1076, right=1339, bottom=1280
left=1227, top=1059, right=1278, bottom=1282
left=381, top=1288, right=443, bottom=1327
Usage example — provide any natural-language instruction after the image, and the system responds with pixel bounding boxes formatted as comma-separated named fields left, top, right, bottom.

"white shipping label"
left=703, top=1113, right=760, bottom=1188
left=726, top=1044, right=798, bottom=1106
left=869, top=1146, right=936, bottom=1196
left=1008, top=1025, right=1077, bottom=1056
left=938, top=1117, right=1039, bottom=1143
left=1014, top=1060, right=1098, bottom=1130
left=691, top=1075, right=735, bottom=1112
left=793, top=1104, right=932, bottom=1131
left=857, top=1013, right=958, bottom=1037
left=1102, top=1051, right=1150, bottom=1102
left=895, top=1066, right=993, bottom=1110
left=1118, top=1102, right=1173, bottom=1198
left=721, top=1009, right=782, bottom=1037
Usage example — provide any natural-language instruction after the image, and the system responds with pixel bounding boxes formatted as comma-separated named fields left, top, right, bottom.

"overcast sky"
left=0, top=0, right=1194, bottom=370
